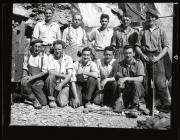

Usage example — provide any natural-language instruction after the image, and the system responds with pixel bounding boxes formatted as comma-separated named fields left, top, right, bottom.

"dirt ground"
left=10, top=102, right=153, bottom=128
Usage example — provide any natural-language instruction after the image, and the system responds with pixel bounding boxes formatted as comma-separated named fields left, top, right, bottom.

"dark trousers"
left=76, top=77, right=97, bottom=104
left=45, top=74, right=70, bottom=107
left=114, top=81, right=144, bottom=108
left=144, top=56, right=171, bottom=110
left=21, top=80, right=47, bottom=106
left=93, top=81, right=118, bottom=106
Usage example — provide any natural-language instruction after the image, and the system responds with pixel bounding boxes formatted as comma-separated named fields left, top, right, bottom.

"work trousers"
left=114, top=81, right=145, bottom=109
left=144, top=54, right=171, bottom=110
left=76, top=77, right=97, bottom=104
left=45, top=74, right=70, bottom=107
left=93, top=81, right=118, bottom=106
left=21, top=79, right=47, bottom=106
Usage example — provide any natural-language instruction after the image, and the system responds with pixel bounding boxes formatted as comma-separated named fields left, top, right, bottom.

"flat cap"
left=30, top=39, right=43, bottom=46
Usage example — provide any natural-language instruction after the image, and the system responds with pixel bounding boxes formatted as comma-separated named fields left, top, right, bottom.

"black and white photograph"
left=2, top=3, right=177, bottom=131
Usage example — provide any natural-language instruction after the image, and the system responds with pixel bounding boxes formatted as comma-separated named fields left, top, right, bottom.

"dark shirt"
left=115, top=58, right=145, bottom=80
left=111, top=26, right=139, bottom=49
left=138, top=26, right=169, bottom=53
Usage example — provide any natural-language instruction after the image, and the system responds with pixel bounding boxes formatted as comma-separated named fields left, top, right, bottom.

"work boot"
left=84, top=101, right=92, bottom=108
left=33, top=99, right=42, bottom=109
left=49, top=101, right=57, bottom=108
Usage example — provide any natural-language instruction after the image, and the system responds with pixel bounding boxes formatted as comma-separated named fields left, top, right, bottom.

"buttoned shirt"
left=48, top=54, right=74, bottom=74
left=138, top=26, right=169, bottom=53
left=62, top=26, right=87, bottom=47
left=23, top=53, right=49, bottom=74
left=88, top=27, right=114, bottom=50
left=111, top=26, right=139, bottom=48
left=73, top=60, right=99, bottom=80
left=32, top=21, right=61, bottom=44
left=116, top=58, right=145, bottom=79
left=96, top=58, right=118, bottom=80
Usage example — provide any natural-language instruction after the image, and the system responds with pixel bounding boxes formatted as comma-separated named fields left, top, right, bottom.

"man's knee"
left=56, top=87, right=69, bottom=107
left=46, top=74, right=56, bottom=83
left=88, top=77, right=97, bottom=85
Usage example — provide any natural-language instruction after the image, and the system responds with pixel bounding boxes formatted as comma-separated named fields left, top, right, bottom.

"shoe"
left=84, top=101, right=91, bottom=108
left=126, top=110, right=138, bottom=118
left=49, top=101, right=57, bottom=108
left=33, top=99, right=42, bottom=109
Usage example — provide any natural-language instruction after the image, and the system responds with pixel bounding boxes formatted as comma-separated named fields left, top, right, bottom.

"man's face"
left=45, top=9, right=53, bottom=21
left=104, top=50, right=114, bottom=64
left=124, top=48, right=135, bottom=62
left=100, top=18, right=109, bottom=29
left=73, top=15, right=82, bottom=28
left=122, top=17, right=131, bottom=28
left=146, top=13, right=157, bottom=27
left=54, top=44, right=63, bottom=58
left=82, top=51, right=91, bottom=63
left=32, top=43, right=41, bottom=55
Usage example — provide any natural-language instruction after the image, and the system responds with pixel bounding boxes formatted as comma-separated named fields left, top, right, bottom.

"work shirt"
left=96, top=58, right=118, bottom=80
left=88, top=27, right=114, bottom=50
left=23, top=53, right=49, bottom=74
left=62, top=26, right=87, bottom=47
left=111, top=26, right=139, bottom=48
left=48, top=54, right=74, bottom=74
left=115, top=58, right=145, bottom=80
left=138, top=26, right=169, bottom=53
left=73, top=60, right=99, bottom=80
left=32, top=21, right=61, bottom=45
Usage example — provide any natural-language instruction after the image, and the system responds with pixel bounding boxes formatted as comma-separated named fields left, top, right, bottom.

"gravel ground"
left=10, top=102, right=152, bottom=128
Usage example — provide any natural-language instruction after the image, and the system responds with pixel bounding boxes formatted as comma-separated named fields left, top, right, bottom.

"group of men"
left=20, top=6, right=171, bottom=117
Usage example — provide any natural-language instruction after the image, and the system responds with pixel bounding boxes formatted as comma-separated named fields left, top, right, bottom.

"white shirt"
left=88, top=27, right=113, bottom=50
left=62, top=26, right=87, bottom=47
left=48, top=54, right=74, bottom=74
left=96, top=58, right=116, bottom=79
left=23, top=53, right=49, bottom=73
left=32, top=21, right=61, bottom=44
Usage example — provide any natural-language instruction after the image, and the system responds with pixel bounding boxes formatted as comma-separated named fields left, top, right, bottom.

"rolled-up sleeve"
left=90, top=61, right=99, bottom=75
left=136, top=60, right=145, bottom=76
left=32, top=22, right=40, bottom=39
left=160, top=29, right=169, bottom=48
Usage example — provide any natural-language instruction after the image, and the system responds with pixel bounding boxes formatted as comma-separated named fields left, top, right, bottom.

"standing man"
left=73, top=47, right=99, bottom=108
left=32, top=6, right=61, bottom=55
left=111, top=14, right=139, bottom=61
left=21, top=39, right=49, bottom=109
left=93, top=46, right=118, bottom=106
left=88, top=14, right=114, bottom=60
left=135, top=9, right=171, bottom=114
left=113, top=45, right=145, bottom=117
left=62, top=13, right=87, bottom=62
left=45, top=40, right=80, bottom=108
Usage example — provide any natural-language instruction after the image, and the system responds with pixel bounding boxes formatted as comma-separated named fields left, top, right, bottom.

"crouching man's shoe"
left=33, top=99, right=42, bottom=109
left=48, top=96, right=57, bottom=108
left=49, top=101, right=57, bottom=108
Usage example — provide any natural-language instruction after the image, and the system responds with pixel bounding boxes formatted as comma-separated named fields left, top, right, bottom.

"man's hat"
left=30, top=39, right=43, bottom=46
left=145, top=8, right=159, bottom=19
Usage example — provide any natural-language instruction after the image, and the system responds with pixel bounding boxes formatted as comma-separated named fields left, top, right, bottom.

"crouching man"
left=21, top=39, right=49, bottom=109
left=73, top=47, right=99, bottom=108
left=93, top=46, right=118, bottom=107
left=45, top=40, right=80, bottom=108
left=113, top=45, right=145, bottom=117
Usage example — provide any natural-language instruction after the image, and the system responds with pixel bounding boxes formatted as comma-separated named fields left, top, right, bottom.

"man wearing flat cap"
left=135, top=9, right=171, bottom=114
left=21, top=39, right=49, bottom=109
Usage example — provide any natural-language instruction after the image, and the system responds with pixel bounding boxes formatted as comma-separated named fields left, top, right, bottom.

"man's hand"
left=100, top=79, right=107, bottom=89
left=142, top=54, right=150, bottom=62
left=71, top=97, right=81, bottom=108
left=21, top=76, right=31, bottom=86
left=150, top=56, right=160, bottom=63
left=118, top=77, right=127, bottom=88
left=55, top=83, right=63, bottom=91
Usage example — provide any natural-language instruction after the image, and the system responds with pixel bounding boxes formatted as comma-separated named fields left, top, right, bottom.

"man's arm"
left=135, top=46, right=149, bottom=62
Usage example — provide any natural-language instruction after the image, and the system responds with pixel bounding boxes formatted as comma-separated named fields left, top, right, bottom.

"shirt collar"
left=42, top=21, right=55, bottom=26
left=122, top=58, right=136, bottom=67
left=79, top=59, right=91, bottom=67
left=102, top=58, right=115, bottom=66
left=149, top=25, right=159, bottom=32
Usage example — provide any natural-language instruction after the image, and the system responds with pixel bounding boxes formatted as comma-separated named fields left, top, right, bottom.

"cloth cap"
left=30, top=39, right=43, bottom=46
left=146, top=8, right=159, bottom=19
